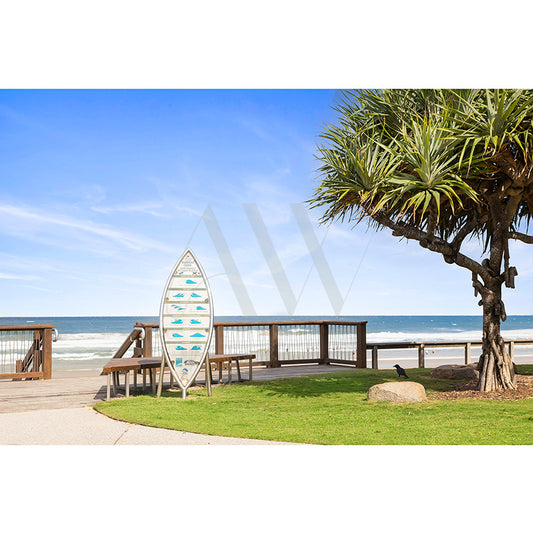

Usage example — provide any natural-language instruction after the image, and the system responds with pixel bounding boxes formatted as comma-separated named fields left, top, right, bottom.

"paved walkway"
left=0, top=364, right=349, bottom=445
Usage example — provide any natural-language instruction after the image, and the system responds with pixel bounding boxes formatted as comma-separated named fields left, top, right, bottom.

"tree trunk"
left=477, top=285, right=516, bottom=391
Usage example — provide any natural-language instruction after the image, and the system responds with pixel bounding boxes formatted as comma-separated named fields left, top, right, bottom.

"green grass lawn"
left=94, top=365, right=533, bottom=445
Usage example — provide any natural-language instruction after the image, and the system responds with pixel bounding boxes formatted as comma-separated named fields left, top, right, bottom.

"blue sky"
left=1, top=89, right=532, bottom=317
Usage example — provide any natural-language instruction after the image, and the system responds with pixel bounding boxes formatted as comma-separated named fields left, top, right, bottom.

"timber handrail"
left=366, top=338, right=533, bottom=368
left=112, top=320, right=533, bottom=370
left=112, top=320, right=368, bottom=368
left=0, top=325, right=54, bottom=380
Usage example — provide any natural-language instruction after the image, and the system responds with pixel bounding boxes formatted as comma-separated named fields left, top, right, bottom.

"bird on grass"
left=394, top=364, right=409, bottom=379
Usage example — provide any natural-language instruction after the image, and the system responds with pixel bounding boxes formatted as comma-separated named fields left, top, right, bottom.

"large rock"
left=430, top=365, right=478, bottom=380
left=367, top=381, right=427, bottom=403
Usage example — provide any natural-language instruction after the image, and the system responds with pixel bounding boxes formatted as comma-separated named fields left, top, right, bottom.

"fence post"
left=215, top=325, right=224, bottom=354
left=32, top=330, right=40, bottom=373
left=464, top=342, right=471, bottom=365
left=356, top=322, right=367, bottom=368
left=144, top=325, right=153, bottom=358
left=319, top=324, right=329, bottom=365
left=269, top=324, right=279, bottom=368
left=418, top=343, right=425, bottom=368
left=371, top=346, right=378, bottom=369
left=42, top=327, right=52, bottom=379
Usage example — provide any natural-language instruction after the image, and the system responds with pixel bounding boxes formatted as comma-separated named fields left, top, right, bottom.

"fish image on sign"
left=159, top=249, right=214, bottom=397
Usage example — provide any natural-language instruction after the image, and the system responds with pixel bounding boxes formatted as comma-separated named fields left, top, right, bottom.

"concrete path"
left=0, top=406, right=285, bottom=445
left=0, top=364, right=348, bottom=445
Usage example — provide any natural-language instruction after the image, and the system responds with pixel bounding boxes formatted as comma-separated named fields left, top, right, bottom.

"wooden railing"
left=0, top=325, right=54, bottom=380
left=114, top=321, right=533, bottom=370
left=111, top=323, right=160, bottom=359
left=367, top=339, right=533, bottom=369
left=113, top=320, right=368, bottom=368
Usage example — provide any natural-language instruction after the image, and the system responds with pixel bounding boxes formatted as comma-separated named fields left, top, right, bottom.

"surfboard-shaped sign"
left=159, top=249, right=214, bottom=397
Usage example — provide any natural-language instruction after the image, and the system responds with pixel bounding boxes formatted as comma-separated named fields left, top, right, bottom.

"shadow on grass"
left=236, top=368, right=470, bottom=398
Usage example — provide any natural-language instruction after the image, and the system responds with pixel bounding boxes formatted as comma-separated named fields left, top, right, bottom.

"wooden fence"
left=114, top=320, right=368, bottom=368
left=367, top=339, right=533, bottom=369
left=0, top=325, right=54, bottom=380
left=115, top=321, right=533, bottom=370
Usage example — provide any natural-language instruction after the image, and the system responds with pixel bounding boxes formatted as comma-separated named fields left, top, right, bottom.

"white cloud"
left=91, top=202, right=170, bottom=218
left=0, top=272, right=40, bottom=280
left=0, top=203, right=173, bottom=254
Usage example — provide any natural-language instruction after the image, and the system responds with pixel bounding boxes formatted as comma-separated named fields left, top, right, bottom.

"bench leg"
left=125, top=371, right=130, bottom=398
left=249, top=359, right=253, bottom=381
left=228, top=361, right=232, bottom=384
left=151, top=369, right=156, bottom=394
left=206, top=361, right=212, bottom=396
left=107, top=373, right=111, bottom=401
left=218, top=362, right=222, bottom=383
left=134, top=370, right=137, bottom=392
left=112, top=372, right=117, bottom=396
left=143, top=369, right=147, bottom=391
left=236, top=360, right=242, bottom=382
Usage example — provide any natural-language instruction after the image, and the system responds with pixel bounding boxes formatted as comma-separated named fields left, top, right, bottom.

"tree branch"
left=509, top=231, right=533, bottom=244
left=451, top=215, right=487, bottom=251
left=371, top=210, right=490, bottom=280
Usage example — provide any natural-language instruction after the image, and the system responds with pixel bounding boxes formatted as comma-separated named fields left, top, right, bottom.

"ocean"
left=1, top=315, right=533, bottom=371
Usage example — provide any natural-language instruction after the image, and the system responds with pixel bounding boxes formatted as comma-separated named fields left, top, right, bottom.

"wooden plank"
left=208, top=354, right=256, bottom=363
left=42, top=328, right=52, bottom=379
left=0, top=371, right=44, bottom=380
left=0, top=325, right=55, bottom=331
left=327, top=358, right=357, bottom=366
left=271, top=358, right=321, bottom=365
left=21, top=340, right=36, bottom=372
left=269, top=324, right=279, bottom=368
left=143, top=326, right=153, bottom=358
left=464, top=342, right=471, bottom=365
left=32, top=330, right=40, bottom=373
left=418, top=343, right=425, bottom=368
left=214, top=320, right=368, bottom=327
left=372, top=346, right=378, bottom=369
left=112, top=328, right=141, bottom=359
left=215, top=325, right=224, bottom=354
left=356, top=322, right=367, bottom=368
left=319, top=323, right=329, bottom=365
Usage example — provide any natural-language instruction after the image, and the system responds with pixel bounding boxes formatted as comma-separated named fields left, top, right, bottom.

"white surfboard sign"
left=159, top=249, right=214, bottom=395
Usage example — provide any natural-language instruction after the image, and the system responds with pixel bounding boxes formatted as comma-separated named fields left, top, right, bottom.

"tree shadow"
left=238, top=369, right=465, bottom=399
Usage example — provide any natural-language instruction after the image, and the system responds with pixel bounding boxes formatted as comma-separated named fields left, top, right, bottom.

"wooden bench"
left=101, top=358, right=163, bottom=400
left=102, top=354, right=256, bottom=400
left=206, top=354, right=256, bottom=384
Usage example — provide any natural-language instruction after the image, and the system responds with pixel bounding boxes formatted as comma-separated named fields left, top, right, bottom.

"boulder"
left=367, top=381, right=427, bottom=403
left=430, top=364, right=478, bottom=380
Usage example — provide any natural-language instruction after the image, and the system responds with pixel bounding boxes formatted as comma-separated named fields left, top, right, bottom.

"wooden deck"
left=0, top=364, right=352, bottom=414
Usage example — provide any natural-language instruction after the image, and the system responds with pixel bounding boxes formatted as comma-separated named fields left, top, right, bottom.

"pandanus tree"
left=309, top=89, right=533, bottom=391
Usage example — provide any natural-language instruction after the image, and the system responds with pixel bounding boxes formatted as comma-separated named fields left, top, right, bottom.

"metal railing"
left=0, top=325, right=54, bottom=380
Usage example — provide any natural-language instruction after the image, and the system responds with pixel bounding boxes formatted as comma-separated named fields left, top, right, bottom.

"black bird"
left=394, top=364, right=409, bottom=378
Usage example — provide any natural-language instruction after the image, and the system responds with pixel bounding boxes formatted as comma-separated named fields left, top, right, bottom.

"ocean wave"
left=53, top=353, right=111, bottom=361
left=367, top=328, right=533, bottom=343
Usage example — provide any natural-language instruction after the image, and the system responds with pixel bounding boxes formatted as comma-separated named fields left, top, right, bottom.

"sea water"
left=1, top=315, right=532, bottom=371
